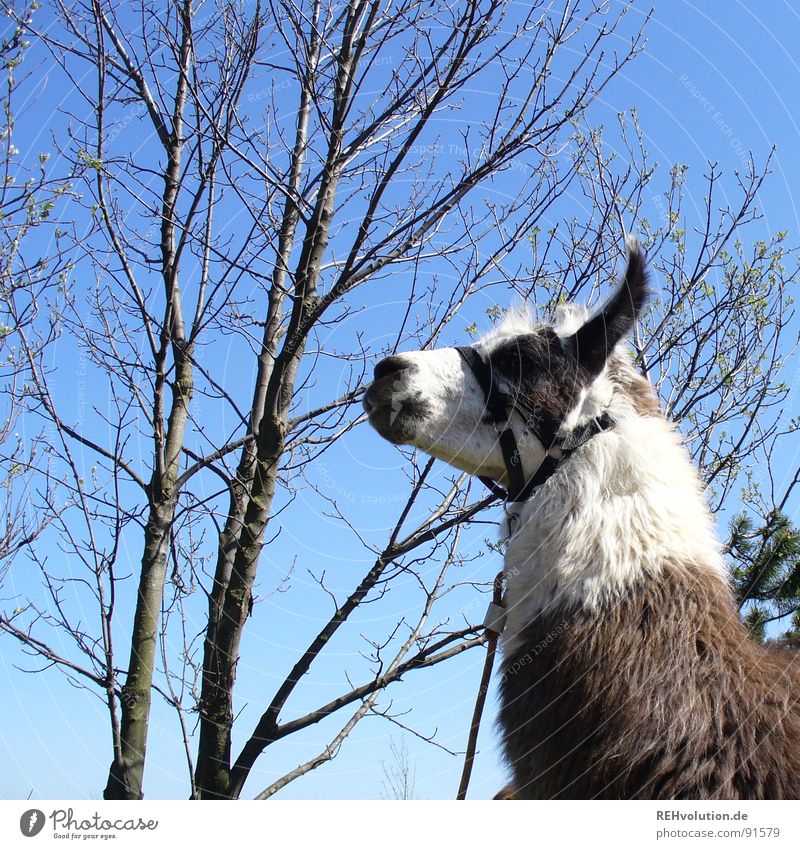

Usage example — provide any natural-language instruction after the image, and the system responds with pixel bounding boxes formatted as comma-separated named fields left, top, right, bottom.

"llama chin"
left=365, top=239, right=800, bottom=799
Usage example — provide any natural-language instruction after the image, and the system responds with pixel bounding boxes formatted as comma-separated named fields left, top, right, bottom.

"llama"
left=363, top=239, right=800, bottom=799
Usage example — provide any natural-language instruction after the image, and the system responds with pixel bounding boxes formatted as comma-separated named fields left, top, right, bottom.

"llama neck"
left=502, top=407, right=727, bottom=657
left=498, top=562, right=800, bottom=799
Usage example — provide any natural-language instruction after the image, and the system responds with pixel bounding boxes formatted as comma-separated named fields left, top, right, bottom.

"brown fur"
left=499, top=563, right=800, bottom=799
left=607, top=359, right=661, bottom=417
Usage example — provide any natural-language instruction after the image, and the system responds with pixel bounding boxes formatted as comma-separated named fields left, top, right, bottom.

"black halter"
left=456, top=346, right=615, bottom=502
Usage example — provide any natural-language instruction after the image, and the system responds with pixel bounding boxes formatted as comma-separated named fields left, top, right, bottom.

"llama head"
left=363, top=238, right=652, bottom=485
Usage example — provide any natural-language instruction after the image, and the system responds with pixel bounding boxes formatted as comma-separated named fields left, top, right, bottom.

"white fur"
left=477, top=305, right=539, bottom=349
left=389, top=342, right=547, bottom=485
left=501, top=369, right=726, bottom=655
left=553, top=301, right=591, bottom=337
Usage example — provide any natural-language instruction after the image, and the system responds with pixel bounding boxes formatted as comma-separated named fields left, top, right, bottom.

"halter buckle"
left=483, top=601, right=506, bottom=635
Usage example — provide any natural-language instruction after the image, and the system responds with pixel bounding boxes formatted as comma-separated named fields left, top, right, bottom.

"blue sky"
left=2, top=0, right=800, bottom=801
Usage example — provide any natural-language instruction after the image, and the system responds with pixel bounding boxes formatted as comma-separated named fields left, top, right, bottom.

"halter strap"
left=456, top=345, right=614, bottom=502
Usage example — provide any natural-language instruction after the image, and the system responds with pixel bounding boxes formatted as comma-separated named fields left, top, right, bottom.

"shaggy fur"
left=500, top=566, right=800, bottom=799
left=364, top=239, right=800, bottom=799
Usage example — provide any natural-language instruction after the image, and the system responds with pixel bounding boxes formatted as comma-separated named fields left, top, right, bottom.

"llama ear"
left=563, top=236, right=649, bottom=378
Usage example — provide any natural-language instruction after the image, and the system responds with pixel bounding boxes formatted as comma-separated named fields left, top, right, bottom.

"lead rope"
left=456, top=570, right=505, bottom=800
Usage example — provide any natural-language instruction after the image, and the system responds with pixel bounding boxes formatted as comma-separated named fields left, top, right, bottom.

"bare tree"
left=2, top=0, right=797, bottom=802
left=0, top=3, right=79, bottom=579
left=380, top=734, right=416, bottom=800
left=520, top=111, right=798, bottom=512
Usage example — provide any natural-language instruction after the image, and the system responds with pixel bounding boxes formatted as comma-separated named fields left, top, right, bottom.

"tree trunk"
left=103, top=507, right=172, bottom=799
left=195, top=419, right=286, bottom=798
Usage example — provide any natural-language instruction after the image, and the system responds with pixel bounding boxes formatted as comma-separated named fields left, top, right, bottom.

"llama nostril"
left=373, top=355, right=410, bottom=382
